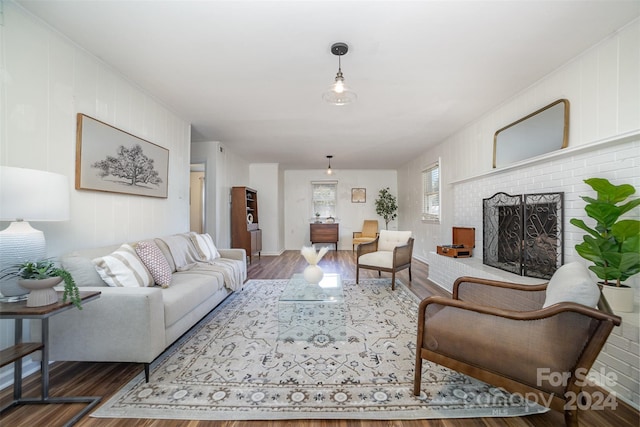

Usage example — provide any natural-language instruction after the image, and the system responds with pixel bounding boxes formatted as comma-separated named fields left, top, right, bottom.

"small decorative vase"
left=303, top=264, right=324, bottom=284
left=18, top=277, right=62, bottom=307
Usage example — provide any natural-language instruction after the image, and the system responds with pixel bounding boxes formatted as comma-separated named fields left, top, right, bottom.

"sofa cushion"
left=61, top=252, right=108, bottom=287
left=162, top=271, right=226, bottom=327
left=378, top=230, right=412, bottom=252
left=135, top=240, right=172, bottom=288
left=191, top=233, right=220, bottom=261
left=543, top=262, right=600, bottom=308
left=93, top=244, right=154, bottom=288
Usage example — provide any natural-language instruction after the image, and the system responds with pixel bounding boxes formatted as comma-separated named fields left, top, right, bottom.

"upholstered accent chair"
left=352, top=220, right=379, bottom=251
left=414, top=263, right=621, bottom=427
left=356, top=230, right=414, bottom=290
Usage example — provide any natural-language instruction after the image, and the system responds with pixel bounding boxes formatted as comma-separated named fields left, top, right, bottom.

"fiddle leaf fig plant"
left=375, top=187, right=398, bottom=230
left=570, top=178, right=640, bottom=287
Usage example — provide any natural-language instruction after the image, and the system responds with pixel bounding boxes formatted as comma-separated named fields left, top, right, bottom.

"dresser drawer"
left=310, top=223, right=339, bottom=243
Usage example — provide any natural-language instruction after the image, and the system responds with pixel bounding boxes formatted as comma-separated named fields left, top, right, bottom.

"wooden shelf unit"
left=231, top=186, right=262, bottom=263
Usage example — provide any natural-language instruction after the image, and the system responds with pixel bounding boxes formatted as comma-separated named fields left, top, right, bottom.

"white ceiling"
left=17, top=1, right=640, bottom=170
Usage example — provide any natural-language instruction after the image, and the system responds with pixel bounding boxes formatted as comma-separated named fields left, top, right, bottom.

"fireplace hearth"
left=483, top=192, right=564, bottom=279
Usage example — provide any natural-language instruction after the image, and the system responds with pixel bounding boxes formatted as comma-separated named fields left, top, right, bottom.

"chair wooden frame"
left=356, top=235, right=414, bottom=290
left=413, top=276, right=621, bottom=427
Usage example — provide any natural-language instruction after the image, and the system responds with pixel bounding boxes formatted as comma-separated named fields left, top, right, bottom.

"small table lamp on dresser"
left=0, top=166, right=70, bottom=299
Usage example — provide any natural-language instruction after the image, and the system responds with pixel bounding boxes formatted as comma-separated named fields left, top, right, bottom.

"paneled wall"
left=0, top=2, right=191, bottom=386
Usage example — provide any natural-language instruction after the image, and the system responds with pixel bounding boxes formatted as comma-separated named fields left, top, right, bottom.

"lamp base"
left=0, top=221, right=46, bottom=297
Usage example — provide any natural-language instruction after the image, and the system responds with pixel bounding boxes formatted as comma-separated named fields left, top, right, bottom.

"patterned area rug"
left=92, top=279, right=546, bottom=420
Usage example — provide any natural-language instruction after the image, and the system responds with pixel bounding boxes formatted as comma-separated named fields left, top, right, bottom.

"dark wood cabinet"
left=231, top=187, right=262, bottom=263
left=310, top=223, right=339, bottom=250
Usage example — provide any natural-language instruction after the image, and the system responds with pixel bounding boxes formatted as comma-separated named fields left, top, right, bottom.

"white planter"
left=601, top=284, right=635, bottom=313
left=18, top=277, right=62, bottom=307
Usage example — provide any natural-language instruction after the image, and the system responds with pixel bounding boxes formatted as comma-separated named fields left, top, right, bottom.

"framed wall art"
left=76, top=114, right=169, bottom=198
left=351, top=188, right=366, bottom=203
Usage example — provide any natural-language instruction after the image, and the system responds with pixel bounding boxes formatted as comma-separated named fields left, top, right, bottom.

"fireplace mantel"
left=450, top=130, right=639, bottom=186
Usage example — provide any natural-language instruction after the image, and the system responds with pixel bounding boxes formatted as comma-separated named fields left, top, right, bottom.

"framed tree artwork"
left=351, top=188, right=366, bottom=203
left=76, top=114, right=169, bottom=198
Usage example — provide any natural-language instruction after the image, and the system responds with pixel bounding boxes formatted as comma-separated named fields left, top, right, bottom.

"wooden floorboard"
left=0, top=250, right=637, bottom=426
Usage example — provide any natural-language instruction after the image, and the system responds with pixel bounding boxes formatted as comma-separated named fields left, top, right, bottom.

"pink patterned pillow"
left=135, top=240, right=172, bottom=288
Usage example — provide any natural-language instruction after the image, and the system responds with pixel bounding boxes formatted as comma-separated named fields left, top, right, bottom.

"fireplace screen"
left=483, top=192, right=564, bottom=279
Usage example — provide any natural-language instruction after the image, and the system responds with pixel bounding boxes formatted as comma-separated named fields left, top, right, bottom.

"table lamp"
left=0, top=166, right=70, bottom=297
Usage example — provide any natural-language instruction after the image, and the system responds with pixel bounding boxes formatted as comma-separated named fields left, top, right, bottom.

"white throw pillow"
left=377, top=230, right=412, bottom=252
left=93, top=244, right=154, bottom=287
left=543, top=262, right=600, bottom=308
left=191, top=233, right=221, bottom=261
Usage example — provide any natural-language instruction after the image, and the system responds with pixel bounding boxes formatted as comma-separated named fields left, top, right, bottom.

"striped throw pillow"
left=93, top=244, right=153, bottom=287
left=191, top=233, right=221, bottom=261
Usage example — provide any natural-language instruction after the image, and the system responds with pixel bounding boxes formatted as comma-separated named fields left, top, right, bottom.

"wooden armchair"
left=356, top=230, right=414, bottom=290
left=352, top=219, right=379, bottom=251
left=414, top=269, right=621, bottom=427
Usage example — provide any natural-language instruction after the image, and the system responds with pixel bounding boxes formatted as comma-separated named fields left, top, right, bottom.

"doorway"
left=190, top=163, right=206, bottom=233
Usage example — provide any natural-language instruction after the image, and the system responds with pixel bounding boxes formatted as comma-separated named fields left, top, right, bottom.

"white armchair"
left=356, top=230, right=414, bottom=290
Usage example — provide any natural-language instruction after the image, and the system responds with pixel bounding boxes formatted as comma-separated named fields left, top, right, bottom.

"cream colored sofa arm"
left=218, top=248, right=246, bottom=262
left=31, top=286, right=165, bottom=364
left=218, top=249, right=248, bottom=282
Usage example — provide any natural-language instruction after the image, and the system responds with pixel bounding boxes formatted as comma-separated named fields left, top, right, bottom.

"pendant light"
left=326, top=155, right=333, bottom=175
left=323, top=42, right=357, bottom=105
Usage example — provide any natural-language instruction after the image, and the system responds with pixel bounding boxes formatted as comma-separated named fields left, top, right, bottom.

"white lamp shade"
left=0, top=166, right=70, bottom=221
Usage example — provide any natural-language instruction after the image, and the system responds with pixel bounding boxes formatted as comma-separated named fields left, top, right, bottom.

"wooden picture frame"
left=351, top=188, right=366, bottom=203
left=76, top=114, right=169, bottom=198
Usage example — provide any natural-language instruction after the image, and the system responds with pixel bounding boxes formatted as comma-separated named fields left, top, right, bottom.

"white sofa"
left=31, top=232, right=246, bottom=381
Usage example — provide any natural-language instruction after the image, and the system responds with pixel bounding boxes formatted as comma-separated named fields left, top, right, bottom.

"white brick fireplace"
left=437, top=134, right=640, bottom=408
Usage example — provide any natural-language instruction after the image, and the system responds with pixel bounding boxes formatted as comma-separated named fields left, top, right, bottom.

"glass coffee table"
left=278, top=273, right=346, bottom=343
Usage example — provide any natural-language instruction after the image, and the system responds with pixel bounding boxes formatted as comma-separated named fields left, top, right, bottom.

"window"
left=422, top=162, right=440, bottom=222
left=312, top=181, right=337, bottom=218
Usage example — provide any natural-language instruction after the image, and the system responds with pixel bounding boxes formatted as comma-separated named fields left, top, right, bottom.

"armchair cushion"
left=543, top=262, right=600, bottom=308
left=358, top=251, right=393, bottom=269
left=378, top=230, right=412, bottom=251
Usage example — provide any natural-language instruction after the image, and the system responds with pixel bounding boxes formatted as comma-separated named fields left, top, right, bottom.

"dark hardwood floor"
left=1, top=250, right=638, bottom=426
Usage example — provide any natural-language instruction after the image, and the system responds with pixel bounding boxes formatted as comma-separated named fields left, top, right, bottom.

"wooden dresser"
left=310, top=223, right=339, bottom=250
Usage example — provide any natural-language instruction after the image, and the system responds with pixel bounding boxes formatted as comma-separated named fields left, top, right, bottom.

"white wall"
left=398, top=18, right=640, bottom=408
left=190, top=141, right=251, bottom=249
left=1, top=2, right=192, bottom=255
left=400, top=18, right=640, bottom=263
left=0, top=2, right=192, bottom=388
left=250, top=163, right=283, bottom=255
left=284, top=169, right=397, bottom=250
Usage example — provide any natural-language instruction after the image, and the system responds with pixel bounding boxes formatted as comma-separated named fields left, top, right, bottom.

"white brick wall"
left=451, top=138, right=640, bottom=300
left=447, top=137, right=640, bottom=408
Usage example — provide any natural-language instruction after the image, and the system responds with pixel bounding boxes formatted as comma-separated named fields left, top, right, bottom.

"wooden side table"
left=0, top=291, right=101, bottom=426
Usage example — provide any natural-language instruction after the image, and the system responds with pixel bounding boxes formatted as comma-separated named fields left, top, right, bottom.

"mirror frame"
left=493, top=99, right=569, bottom=168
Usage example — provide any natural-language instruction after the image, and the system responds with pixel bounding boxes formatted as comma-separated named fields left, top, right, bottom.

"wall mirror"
left=493, top=99, right=569, bottom=168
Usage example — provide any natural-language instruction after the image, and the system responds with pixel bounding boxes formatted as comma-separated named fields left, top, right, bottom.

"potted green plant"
left=1, top=260, right=82, bottom=309
left=570, top=178, right=640, bottom=312
left=375, top=187, right=398, bottom=230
